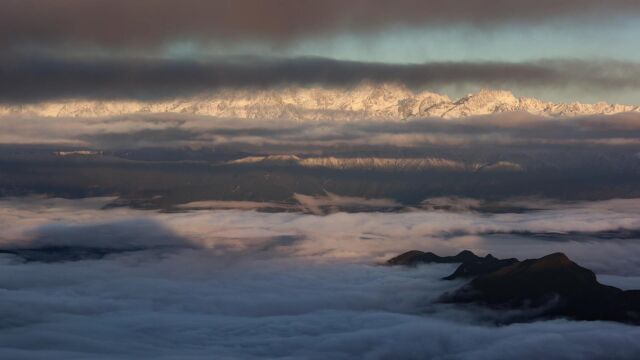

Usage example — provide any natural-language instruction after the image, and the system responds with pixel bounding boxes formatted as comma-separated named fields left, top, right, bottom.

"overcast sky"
left=2, top=0, right=640, bottom=103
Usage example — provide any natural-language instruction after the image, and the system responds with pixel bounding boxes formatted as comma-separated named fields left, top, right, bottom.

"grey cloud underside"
left=2, top=0, right=640, bottom=48
left=2, top=57, right=640, bottom=102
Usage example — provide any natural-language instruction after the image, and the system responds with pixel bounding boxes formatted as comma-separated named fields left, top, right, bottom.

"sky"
left=2, top=0, right=640, bottom=103
left=3, top=3, right=640, bottom=357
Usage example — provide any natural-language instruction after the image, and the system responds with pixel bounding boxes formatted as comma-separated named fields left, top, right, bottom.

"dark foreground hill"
left=388, top=250, right=640, bottom=324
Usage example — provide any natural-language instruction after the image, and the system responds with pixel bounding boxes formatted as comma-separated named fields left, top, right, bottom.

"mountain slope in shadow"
left=388, top=250, right=640, bottom=324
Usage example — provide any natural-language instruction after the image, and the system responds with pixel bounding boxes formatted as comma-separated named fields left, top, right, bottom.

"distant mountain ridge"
left=227, top=155, right=523, bottom=172
left=2, top=83, right=639, bottom=120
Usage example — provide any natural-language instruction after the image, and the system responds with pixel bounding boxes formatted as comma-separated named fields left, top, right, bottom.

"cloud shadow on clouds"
left=0, top=218, right=193, bottom=262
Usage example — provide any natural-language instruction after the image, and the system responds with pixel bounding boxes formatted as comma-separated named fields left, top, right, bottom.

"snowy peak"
left=226, top=156, right=523, bottom=172
left=463, top=89, right=519, bottom=104
left=443, top=89, right=520, bottom=118
left=0, top=83, right=638, bottom=120
left=228, top=155, right=302, bottom=165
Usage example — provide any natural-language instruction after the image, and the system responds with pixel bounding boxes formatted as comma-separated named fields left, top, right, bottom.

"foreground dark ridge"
left=388, top=250, right=640, bottom=324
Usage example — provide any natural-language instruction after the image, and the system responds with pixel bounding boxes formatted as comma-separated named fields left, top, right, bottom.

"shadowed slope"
left=386, top=249, right=480, bottom=266
left=388, top=250, right=640, bottom=324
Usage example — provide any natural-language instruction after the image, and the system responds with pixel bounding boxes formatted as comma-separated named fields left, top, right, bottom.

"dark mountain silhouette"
left=442, top=254, right=519, bottom=280
left=446, top=253, right=640, bottom=323
left=386, top=249, right=481, bottom=266
left=387, top=250, right=518, bottom=280
left=387, top=250, right=640, bottom=324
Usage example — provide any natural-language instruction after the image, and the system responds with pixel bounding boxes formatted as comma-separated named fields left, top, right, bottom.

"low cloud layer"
left=3, top=112, right=640, bottom=151
left=1, top=254, right=640, bottom=359
left=2, top=0, right=640, bottom=50
left=2, top=57, right=640, bottom=102
left=1, top=197, right=640, bottom=358
left=3, top=252, right=639, bottom=360
left=3, top=197, right=640, bottom=273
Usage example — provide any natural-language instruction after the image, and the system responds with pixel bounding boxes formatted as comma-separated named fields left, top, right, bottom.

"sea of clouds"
left=1, top=197, right=640, bottom=358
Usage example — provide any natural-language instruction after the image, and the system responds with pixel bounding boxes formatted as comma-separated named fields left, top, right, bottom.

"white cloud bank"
left=1, top=197, right=640, bottom=358
left=3, top=196, right=640, bottom=272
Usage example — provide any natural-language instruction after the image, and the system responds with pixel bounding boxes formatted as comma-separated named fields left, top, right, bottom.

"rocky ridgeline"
left=227, top=155, right=522, bottom=172
left=387, top=250, right=640, bottom=324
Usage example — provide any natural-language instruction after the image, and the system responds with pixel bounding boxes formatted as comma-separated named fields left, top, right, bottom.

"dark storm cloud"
left=1, top=0, right=640, bottom=48
left=2, top=56, right=640, bottom=102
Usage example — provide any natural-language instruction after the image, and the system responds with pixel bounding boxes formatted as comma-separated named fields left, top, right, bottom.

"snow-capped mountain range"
left=2, top=83, right=639, bottom=120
